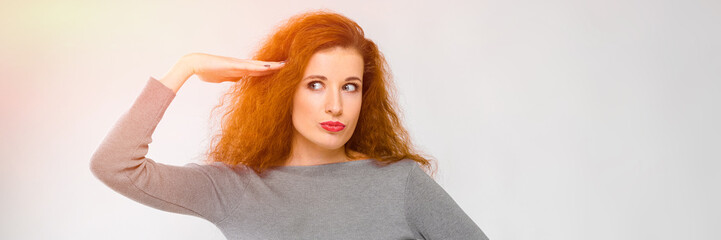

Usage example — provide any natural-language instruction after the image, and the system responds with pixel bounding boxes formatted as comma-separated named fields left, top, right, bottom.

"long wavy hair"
left=203, top=10, right=437, bottom=178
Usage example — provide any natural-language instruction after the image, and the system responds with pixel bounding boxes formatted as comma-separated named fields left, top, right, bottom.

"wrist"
left=179, top=53, right=198, bottom=75
left=159, top=59, right=194, bottom=94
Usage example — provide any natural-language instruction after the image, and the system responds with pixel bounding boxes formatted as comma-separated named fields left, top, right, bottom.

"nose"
left=325, top=89, right=342, bottom=116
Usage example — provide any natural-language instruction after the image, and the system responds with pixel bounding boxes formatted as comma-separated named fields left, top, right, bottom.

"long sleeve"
left=89, top=76, right=246, bottom=224
left=404, top=163, right=490, bottom=240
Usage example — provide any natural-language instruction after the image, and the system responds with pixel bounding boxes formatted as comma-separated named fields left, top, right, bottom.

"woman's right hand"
left=185, top=52, right=286, bottom=83
left=158, top=53, right=286, bottom=93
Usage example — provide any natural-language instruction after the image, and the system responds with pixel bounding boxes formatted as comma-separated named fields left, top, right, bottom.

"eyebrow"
left=302, top=75, right=362, bottom=82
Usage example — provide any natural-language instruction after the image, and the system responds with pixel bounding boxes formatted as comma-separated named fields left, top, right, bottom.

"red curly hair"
left=203, top=10, right=437, bottom=178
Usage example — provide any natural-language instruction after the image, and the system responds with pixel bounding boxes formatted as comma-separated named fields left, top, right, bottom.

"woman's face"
left=291, top=46, right=364, bottom=152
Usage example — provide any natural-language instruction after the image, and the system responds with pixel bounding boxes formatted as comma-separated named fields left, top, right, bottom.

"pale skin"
left=286, top=46, right=370, bottom=166
left=158, top=51, right=368, bottom=166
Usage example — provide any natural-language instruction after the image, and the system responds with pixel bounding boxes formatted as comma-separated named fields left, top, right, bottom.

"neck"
left=286, top=147, right=349, bottom=166
left=283, top=131, right=350, bottom=167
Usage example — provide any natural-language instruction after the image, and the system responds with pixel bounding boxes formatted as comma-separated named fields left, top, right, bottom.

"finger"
left=247, top=59, right=287, bottom=65
left=226, top=65, right=282, bottom=78
left=236, top=60, right=285, bottom=72
left=249, top=59, right=287, bottom=68
left=264, top=61, right=287, bottom=69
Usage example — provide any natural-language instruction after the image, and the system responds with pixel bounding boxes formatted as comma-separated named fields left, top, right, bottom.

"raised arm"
left=89, top=53, right=285, bottom=223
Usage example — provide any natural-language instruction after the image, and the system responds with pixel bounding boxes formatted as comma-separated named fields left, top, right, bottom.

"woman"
left=90, top=10, right=489, bottom=240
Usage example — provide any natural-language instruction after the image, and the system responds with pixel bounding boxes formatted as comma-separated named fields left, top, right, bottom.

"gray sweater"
left=89, top=77, right=489, bottom=240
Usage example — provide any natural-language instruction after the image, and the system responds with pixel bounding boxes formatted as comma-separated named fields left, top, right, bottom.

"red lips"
left=320, top=121, right=345, bottom=132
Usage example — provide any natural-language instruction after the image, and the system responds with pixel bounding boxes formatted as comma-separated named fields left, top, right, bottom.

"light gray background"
left=1, top=0, right=719, bottom=239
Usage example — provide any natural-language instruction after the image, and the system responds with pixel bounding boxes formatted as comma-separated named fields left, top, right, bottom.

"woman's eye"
left=344, top=83, right=359, bottom=92
left=308, top=81, right=322, bottom=90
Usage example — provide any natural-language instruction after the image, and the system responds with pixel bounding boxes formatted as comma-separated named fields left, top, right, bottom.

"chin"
left=312, top=137, right=348, bottom=150
left=317, top=142, right=346, bottom=150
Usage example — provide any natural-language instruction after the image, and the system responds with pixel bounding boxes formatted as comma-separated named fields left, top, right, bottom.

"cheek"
left=292, top=92, right=317, bottom=119
left=347, top=96, right=363, bottom=119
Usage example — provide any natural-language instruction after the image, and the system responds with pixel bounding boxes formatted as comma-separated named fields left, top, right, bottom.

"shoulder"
left=368, top=158, right=426, bottom=183
left=372, top=158, right=419, bottom=172
left=401, top=159, right=437, bottom=191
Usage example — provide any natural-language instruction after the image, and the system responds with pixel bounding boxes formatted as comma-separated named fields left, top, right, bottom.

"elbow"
left=88, top=150, right=113, bottom=182
left=89, top=154, right=105, bottom=180
left=88, top=154, right=124, bottom=189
